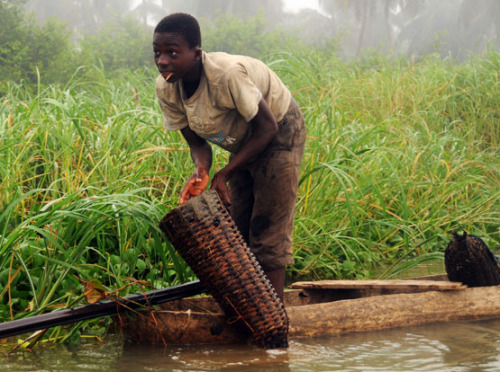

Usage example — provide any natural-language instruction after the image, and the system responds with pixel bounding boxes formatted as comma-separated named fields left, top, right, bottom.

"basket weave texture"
left=159, top=190, right=289, bottom=348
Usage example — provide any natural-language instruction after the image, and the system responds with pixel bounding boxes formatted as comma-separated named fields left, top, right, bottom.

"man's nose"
left=157, top=54, right=170, bottom=66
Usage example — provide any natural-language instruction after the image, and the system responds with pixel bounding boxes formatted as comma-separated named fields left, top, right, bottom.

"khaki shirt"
left=156, top=51, right=291, bottom=153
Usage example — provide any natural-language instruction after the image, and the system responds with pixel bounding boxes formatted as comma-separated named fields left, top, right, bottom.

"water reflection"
left=2, top=318, right=500, bottom=371
left=118, top=342, right=291, bottom=371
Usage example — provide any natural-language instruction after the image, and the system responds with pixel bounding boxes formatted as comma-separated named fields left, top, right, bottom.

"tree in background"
left=0, top=0, right=28, bottom=83
left=25, top=0, right=134, bottom=37
left=1, top=0, right=155, bottom=87
left=19, top=0, right=500, bottom=61
left=3, top=0, right=500, bottom=88
left=24, top=0, right=285, bottom=31
left=0, top=0, right=76, bottom=85
left=131, top=0, right=163, bottom=27
left=318, top=0, right=400, bottom=56
left=395, top=0, right=463, bottom=58
left=159, top=0, right=284, bottom=22
left=317, top=0, right=500, bottom=59
left=457, top=0, right=500, bottom=56
left=79, top=16, right=154, bottom=73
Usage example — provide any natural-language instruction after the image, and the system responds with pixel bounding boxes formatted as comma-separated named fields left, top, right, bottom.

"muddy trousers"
left=228, top=98, right=306, bottom=278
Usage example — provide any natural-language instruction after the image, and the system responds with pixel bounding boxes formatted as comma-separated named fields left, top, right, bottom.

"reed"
left=275, top=51, right=499, bottom=280
left=0, top=51, right=498, bottom=340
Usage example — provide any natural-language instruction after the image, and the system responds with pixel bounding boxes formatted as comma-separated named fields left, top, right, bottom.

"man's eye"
left=169, top=50, right=177, bottom=56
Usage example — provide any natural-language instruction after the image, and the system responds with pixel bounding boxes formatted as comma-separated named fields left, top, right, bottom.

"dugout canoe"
left=120, top=275, right=500, bottom=345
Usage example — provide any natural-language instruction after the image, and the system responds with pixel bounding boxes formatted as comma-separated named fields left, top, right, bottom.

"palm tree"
left=25, top=0, right=134, bottom=35
left=457, top=0, right=500, bottom=55
left=26, top=0, right=82, bottom=31
left=393, top=0, right=499, bottom=59
left=395, top=0, right=466, bottom=58
left=159, top=0, right=283, bottom=21
left=132, top=0, right=163, bottom=26
left=318, top=0, right=401, bottom=56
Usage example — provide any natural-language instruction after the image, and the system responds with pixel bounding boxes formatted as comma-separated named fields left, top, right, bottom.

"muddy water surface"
left=3, top=318, right=500, bottom=371
left=4, top=263, right=500, bottom=371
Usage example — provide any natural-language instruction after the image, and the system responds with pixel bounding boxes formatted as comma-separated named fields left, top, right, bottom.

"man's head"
left=153, top=13, right=202, bottom=83
left=154, top=13, right=201, bottom=48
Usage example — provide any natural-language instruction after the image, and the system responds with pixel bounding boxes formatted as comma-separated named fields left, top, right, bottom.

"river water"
left=4, top=262, right=500, bottom=371
left=3, top=318, right=500, bottom=371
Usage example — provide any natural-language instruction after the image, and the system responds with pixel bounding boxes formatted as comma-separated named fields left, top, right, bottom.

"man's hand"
left=210, top=170, right=231, bottom=207
left=180, top=167, right=209, bottom=204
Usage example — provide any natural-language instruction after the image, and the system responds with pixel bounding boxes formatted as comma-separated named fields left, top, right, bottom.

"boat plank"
left=287, top=285, right=500, bottom=338
left=290, top=279, right=466, bottom=291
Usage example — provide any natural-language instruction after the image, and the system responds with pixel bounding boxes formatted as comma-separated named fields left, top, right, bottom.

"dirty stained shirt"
left=155, top=51, right=292, bottom=153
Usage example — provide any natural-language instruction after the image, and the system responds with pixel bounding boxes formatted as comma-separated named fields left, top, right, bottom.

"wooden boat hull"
left=120, top=277, right=500, bottom=345
left=288, top=285, right=500, bottom=338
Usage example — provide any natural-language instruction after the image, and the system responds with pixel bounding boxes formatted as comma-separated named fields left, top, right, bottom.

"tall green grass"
left=0, top=51, right=499, bottom=342
left=0, top=71, right=197, bottom=332
left=272, top=50, right=499, bottom=279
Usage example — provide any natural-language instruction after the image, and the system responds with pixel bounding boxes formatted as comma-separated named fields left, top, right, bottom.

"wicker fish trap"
left=159, top=190, right=289, bottom=348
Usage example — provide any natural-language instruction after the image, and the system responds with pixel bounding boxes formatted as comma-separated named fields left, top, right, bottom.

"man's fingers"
left=180, top=184, right=205, bottom=204
left=180, top=171, right=210, bottom=205
left=179, top=190, right=190, bottom=204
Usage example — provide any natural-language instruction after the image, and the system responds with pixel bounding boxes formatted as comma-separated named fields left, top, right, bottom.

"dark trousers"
left=229, top=98, right=306, bottom=271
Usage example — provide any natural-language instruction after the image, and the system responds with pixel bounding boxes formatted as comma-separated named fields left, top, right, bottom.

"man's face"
left=153, top=32, right=201, bottom=83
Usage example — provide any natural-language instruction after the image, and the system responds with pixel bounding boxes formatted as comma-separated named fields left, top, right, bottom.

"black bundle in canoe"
left=445, top=231, right=500, bottom=287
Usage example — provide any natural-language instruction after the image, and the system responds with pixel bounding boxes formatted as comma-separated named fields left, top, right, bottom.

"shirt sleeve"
left=222, top=67, right=263, bottom=122
left=155, top=76, right=188, bottom=131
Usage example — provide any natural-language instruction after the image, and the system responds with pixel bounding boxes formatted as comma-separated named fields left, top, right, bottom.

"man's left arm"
left=210, top=98, right=278, bottom=205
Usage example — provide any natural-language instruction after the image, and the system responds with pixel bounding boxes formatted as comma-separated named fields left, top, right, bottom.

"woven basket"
left=159, top=190, right=289, bottom=348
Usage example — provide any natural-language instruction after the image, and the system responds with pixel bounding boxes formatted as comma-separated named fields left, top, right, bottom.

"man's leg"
left=265, top=267, right=286, bottom=302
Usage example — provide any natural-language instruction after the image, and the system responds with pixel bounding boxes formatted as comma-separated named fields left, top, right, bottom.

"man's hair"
left=154, top=13, right=201, bottom=48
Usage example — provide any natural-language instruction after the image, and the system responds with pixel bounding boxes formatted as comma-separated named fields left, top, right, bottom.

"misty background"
left=23, top=0, right=500, bottom=57
left=1, top=0, right=499, bottom=86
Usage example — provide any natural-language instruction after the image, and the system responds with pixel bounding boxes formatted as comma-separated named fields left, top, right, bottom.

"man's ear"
left=194, top=46, right=202, bottom=60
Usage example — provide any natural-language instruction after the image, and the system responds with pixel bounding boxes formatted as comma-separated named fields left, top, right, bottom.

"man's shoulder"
left=203, top=52, right=240, bottom=78
left=203, top=52, right=265, bottom=81
left=204, top=51, right=258, bottom=64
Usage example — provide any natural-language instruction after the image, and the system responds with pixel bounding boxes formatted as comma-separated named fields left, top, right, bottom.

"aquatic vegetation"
left=0, top=51, right=499, bottom=342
